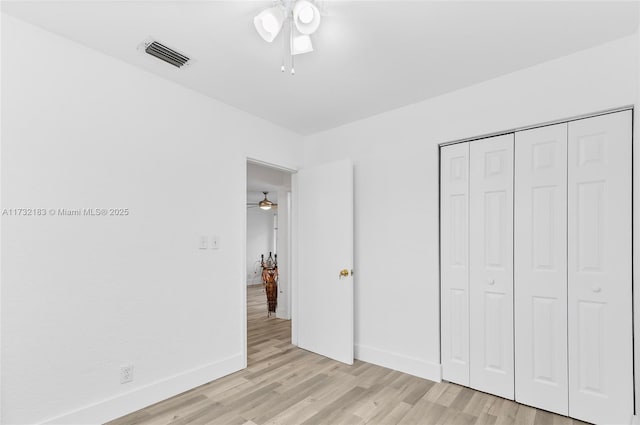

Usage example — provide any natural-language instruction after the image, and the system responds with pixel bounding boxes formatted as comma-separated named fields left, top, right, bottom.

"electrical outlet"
left=120, top=364, right=134, bottom=384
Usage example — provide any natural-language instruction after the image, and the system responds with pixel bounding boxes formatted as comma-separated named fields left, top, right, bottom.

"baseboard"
left=40, top=353, right=244, bottom=425
left=354, top=344, right=442, bottom=382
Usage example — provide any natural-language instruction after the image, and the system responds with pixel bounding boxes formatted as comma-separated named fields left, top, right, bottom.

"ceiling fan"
left=247, top=192, right=278, bottom=210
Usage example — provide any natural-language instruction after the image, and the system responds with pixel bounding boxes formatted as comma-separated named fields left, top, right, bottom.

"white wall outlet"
left=120, top=364, right=134, bottom=384
left=211, top=235, right=219, bottom=249
left=199, top=235, right=209, bottom=250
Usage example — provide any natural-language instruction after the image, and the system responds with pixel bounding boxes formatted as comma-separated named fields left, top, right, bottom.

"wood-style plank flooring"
left=108, top=285, right=589, bottom=425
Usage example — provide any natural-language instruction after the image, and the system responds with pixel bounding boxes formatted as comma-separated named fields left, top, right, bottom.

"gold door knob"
left=339, top=269, right=350, bottom=278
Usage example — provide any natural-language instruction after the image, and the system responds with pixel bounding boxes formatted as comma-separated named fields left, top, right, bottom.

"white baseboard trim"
left=40, top=353, right=244, bottom=425
left=355, top=344, right=442, bottom=382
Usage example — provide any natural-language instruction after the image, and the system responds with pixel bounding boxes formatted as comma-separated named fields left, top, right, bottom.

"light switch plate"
left=211, top=235, right=219, bottom=249
left=199, top=236, right=209, bottom=250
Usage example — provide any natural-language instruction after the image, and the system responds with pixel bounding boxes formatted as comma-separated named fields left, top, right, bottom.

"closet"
left=440, top=110, right=633, bottom=425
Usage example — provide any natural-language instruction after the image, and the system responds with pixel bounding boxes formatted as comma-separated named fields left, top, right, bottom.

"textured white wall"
left=1, top=14, right=301, bottom=424
left=303, top=35, right=638, bottom=382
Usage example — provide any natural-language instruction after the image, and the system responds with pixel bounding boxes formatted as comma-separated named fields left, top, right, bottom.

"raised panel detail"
left=568, top=111, right=633, bottom=424
left=470, top=133, right=514, bottom=400
left=532, top=186, right=556, bottom=270
left=485, top=150, right=506, bottom=177
left=532, top=296, right=557, bottom=385
left=484, top=292, right=505, bottom=373
left=578, top=133, right=606, bottom=166
left=515, top=123, right=567, bottom=415
left=450, top=289, right=466, bottom=363
left=440, top=142, right=469, bottom=386
left=484, top=191, right=506, bottom=268
left=532, top=141, right=556, bottom=170
left=578, top=301, right=606, bottom=396
left=450, top=194, right=466, bottom=267
left=577, top=181, right=604, bottom=272
left=450, top=156, right=467, bottom=182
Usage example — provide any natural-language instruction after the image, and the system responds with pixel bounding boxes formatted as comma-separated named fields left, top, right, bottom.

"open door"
left=295, top=159, right=354, bottom=365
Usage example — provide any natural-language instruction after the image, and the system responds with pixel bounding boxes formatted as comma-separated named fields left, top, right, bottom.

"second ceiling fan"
left=247, top=192, right=278, bottom=210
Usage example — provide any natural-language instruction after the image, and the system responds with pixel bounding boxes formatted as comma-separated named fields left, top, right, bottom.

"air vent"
left=144, top=41, right=190, bottom=68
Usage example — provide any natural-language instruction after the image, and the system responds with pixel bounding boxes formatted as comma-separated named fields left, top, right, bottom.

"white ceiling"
left=247, top=162, right=291, bottom=203
left=3, top=1, right=638, bottom=135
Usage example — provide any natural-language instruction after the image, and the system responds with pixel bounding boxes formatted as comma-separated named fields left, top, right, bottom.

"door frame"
left=242, top=156, right=298, bottom=368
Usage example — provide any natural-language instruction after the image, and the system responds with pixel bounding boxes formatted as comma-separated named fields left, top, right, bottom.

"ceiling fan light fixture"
left=259, top=192, right=274, bottom=210
left=293, top=0, right=321, bottom=35
left=253, top=0, right=321, bottom=73
left=254, top=6, right=285, bottom=43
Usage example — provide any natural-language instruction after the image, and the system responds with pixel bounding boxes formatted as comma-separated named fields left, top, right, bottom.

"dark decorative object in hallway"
left=261, top=252, right=278, bottom=316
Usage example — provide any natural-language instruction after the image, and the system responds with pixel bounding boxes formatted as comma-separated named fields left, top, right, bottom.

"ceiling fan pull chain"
left=290, top=17, right=295, bottom=75
left=281, top=12, right=286, bottom=73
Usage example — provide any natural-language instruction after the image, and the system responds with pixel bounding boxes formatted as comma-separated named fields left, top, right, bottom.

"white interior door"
left=295, top=159, right=354, bottom=365
left=514, top=123, right=568, bottom=415
left=567, top=111, right=633, bottom=424
left=440, top=142, right=470, bottom=386
left=469, top=133, right=514, bottom=400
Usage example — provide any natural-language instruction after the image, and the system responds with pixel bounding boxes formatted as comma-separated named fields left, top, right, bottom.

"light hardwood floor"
left=108, top=285, right=590, bottom=425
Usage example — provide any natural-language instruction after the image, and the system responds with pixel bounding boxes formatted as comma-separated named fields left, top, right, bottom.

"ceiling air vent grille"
left=144, top=41, right=190, bottom=68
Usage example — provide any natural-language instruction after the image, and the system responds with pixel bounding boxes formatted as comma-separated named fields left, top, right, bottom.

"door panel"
left=440, top=143, right=470, bottom=385
left=469, top=134, right=514, bottom=399
left=296, top=159, right=354, bottom=364
left=514, top=123, right=568, bottom=415
left=568, top=111, right=633, bottom=424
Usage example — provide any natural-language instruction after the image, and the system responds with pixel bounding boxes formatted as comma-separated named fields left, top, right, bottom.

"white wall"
left=303, top=35, right=638, bottom=381
left=246, top=208, right=276, bottom=285
left=275, top=190, right=290, bottom=320
left=1, top=14, right=302, bottom=425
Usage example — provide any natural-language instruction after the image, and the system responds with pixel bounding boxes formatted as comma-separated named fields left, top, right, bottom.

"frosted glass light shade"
left=293, top=0, right=321, bottom=35
left=291, top=32, right=314, bottom=55
left=254, top=6, right=285, bottom=42
left=298, top=5, right=314, bottom=24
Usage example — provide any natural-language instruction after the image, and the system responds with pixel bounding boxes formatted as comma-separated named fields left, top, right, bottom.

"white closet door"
left=568, top=111, right=633, bottom=425
left=514, top=124, right=568, bottom=415
left=469, top=134, right=514, bottom=400
left=440, top=142, right=470, bottom=385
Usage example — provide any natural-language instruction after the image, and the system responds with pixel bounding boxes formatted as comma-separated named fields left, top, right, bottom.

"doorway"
left=245, top=160, right=293, bottom=366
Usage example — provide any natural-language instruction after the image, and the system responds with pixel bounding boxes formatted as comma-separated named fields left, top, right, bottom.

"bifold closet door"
left=567, top=111, right=633, bottom=425
left=469, top=134, right=514, bottom=400
left=514, top=124, right=568, bottom=415
left=440, top=142, right=470, bottom=385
